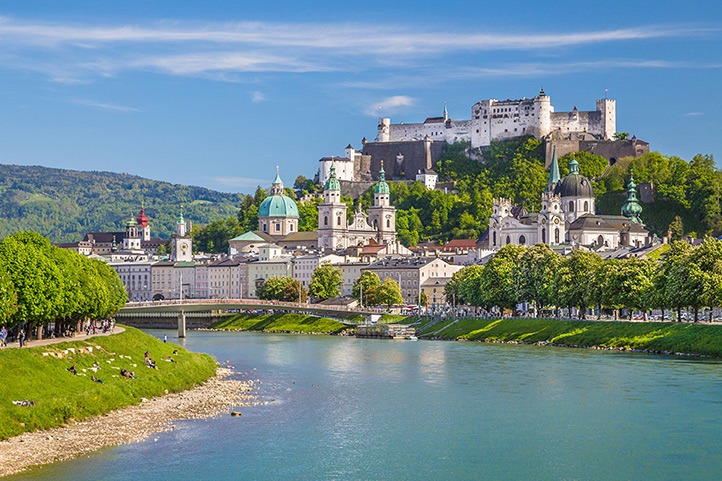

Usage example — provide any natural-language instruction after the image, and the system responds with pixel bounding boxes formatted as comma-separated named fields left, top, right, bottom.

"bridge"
left=118, top=299, right=385, bottom=337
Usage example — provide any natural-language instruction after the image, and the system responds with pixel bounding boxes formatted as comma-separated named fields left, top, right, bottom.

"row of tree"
left=256, top=265, right=404, bottom=307
left=0, top=232, right=128, bottom=335
left=445, top=239, right=722, bottom=321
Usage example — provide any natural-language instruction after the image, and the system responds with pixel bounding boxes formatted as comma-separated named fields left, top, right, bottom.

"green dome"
left=374, top=166, right=390, bottom=194
left=258, top=194, right=299, bottom=218
left=621, top=175, right=643, bottom=223
left=324, top=164, right=341, bottom=191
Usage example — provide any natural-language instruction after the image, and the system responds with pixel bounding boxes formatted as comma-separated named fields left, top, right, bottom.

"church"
left=231, top=165, right=400, bottom=253
left=489, top=146, right=649, bottom=250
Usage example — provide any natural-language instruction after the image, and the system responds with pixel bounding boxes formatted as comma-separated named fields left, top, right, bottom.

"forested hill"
left=0, top=164, right=244, bottom=242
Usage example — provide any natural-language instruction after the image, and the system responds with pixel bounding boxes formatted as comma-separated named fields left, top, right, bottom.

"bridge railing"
left=122, top=298, right=384, bottom=315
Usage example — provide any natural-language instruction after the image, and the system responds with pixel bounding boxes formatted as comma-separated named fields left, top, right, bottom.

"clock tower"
left=171, top=206, right=193, bottom=262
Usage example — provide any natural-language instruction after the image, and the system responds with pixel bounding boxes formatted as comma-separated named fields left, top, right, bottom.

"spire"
left=621, top=171, right=643, bottom=223
left=539, top=86, right=546, bottom=96
left=443, top=102, right=448, bottom=121
left=546, top=143, right=560, bottom=191
left=374, top=160, right=390, bottom=195
left=324, top=162, right=340, bottom=191
left=378, top=160, right=386, bottom=182
left=178, top=205, right=185, bottom=224
left=271, top=168, right=284, bottom=195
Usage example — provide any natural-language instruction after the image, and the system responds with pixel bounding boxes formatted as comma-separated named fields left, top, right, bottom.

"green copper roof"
left=568, top=158, right=580, bottom=175
left=546, top=143, right=560, bottom=190
left=125, top=215, right=137, bottom=228
left=621, top=174, right=643, bottom=223
left=230, top=231, right=266, bottom=242
left=374, top=165, right=390, bottom=194
left=324, top=163, right=341, bottom=191
left=177, top=205, right=185, bottom=225
left=258, top=193, right=299, bottom=218
left=273, top=172, right=283, bottom=185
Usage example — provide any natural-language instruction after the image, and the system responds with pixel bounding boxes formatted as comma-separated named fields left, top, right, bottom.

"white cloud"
left=73, top=99, right=139, bottom=112
left=368, top=96, right=415, bottom=116
left=251, top=91, right=266, bottom=102
left=683, top=112, right=704, bottom=116
left=206, top=176, right=267, bottom=190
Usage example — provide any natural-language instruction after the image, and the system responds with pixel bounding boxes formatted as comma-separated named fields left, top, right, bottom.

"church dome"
left=324, top=163, right=341, bottom=191
left=258, top=172, right=299, bottom=218
left=137, top=207, right=149, bottom=227
left=554, top=159, right=593, bottom=198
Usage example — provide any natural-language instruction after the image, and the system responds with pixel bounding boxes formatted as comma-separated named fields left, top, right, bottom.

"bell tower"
left=171, top=205, right=192, bottom=262
left=317, top=164, right=348, bottom=249
left=368, top=162, right=396, bottom=245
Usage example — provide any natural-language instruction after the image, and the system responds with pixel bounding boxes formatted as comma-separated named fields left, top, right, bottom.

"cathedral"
left=489, top=146, right=649, bottom=250
left=248, top=165, right=399, bottom=252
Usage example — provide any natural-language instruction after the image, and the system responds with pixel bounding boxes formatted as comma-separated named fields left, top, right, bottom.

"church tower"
left=171, top=206, right=192, bottom=262
left=368, top=163, right=396, bottom=245
left=122, top=214, right=141, bottom=250
left=137, top=204, right=150, bottom=241
left=621, top=174, right=643, bottom=223
left=317, top=163, right=348, bottom=249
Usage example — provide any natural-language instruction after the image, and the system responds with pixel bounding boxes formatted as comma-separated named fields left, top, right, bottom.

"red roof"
left=137, top=207, right=149, bottom=227
left=442, top=239, right=478, bottom=250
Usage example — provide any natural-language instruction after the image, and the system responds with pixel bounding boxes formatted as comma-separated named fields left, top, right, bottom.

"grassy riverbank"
left=0, top=326, right=217, bottom=440
left=211, top=313, right=348, bottom=334
left=417, top=317, right=722, bottom=357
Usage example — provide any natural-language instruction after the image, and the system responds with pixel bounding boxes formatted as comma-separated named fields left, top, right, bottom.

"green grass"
left=210, top=313, right=348, bottom=334
left=420, top=317, right=722, bottom=357
left=645, top=243, right=670, bottom=261
left=0, top=326, right=217, bottom=440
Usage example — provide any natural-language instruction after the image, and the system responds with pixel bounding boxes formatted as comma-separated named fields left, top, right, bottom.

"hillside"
left=0, top=164, right=244, bottom=242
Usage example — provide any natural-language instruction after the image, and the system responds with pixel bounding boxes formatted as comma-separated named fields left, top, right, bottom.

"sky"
left=0, top=0, right=720, bottom=194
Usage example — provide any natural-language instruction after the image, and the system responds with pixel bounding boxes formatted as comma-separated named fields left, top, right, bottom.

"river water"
left=10, top=331, right=722, bottom=480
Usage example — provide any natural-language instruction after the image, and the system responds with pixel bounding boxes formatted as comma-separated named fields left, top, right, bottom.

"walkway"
left=1, top=327, right=125, bottom=350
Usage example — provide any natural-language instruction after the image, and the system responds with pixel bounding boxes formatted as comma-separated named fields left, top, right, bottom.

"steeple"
left=621, top=173, right=643, bottom=223
left=568, top=155, right=580, bottom=175
left=546, top=143, right=560, bottom=191
left=324, top=163, right=341, bottom=191
left=443, top=102, right=448, bottom=121
left=271, top=166, right=284, bottom=195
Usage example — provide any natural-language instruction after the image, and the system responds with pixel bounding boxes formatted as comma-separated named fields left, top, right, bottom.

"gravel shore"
left=0, top=368, right=257, bottom=477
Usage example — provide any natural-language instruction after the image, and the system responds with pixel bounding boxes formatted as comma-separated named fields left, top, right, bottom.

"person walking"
left=0, top=326, right=6, bottom=348
left=18, top=328, right=25, bottom=348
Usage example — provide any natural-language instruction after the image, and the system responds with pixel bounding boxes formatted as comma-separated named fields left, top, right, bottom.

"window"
left=337, top=216, right=341, bottom=226
left=569, top=201, right=574, bottom=212
left=555, top=228, right=560, bottom=244
left=519, top=235, right=526, bottom=245
left=275, top=223, right=280, bottom=232
left=542, top=228, right=546, bottom=243
left=386, top=219, right=390, bottom=228
left=493, top=231, right=497, bottom=246
left=505, top=235, right=511, bottom=245
left=584, top=200, right=589, bottom=211
left=324, top=216, right=328, bottom=226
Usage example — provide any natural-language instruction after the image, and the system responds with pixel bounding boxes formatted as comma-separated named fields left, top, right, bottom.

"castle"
left=376, top=89, right=615, bottom=148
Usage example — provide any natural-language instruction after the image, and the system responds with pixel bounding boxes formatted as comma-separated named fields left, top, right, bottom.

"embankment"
left=210, top=313, right=349, bottom=334
left=0, top=326, right=218, bottom=441
left=416, top=317, right=722, bottom=357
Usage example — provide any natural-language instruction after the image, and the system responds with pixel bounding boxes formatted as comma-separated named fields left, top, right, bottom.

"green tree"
left=614, top=132, right=630, bottom=140
left=375, top=277, right=403, bottom=307
left=294, top=175, right=307, bottom=190
left=552, top=250, right=602, bottom=318
left=445, top=264, right=483, bottom=305
left=0, top=265, right=18, bottom=325
left=309, top=263, right=343, bottom=300
left=478, top=244, right=525, bottom=312
left=688, top=238, right=722, bottom=321
left=352, top=271, right=381, bottom=306
left=513, top=244, right=562, bottom=314
left=257, top=276, right=304, bottom=302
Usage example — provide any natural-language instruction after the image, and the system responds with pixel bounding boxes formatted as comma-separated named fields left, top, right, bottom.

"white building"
left=110, top=260, right=153, bottom=302
left=292, top=253, right=345, bottom=290
left=247, top=244, right=294, bottom=298
left=377, top=90, right=615, bottom=149
left=415, top=168, right=438, bottom=190
left=338, top=262, right=370, bottom=297
left=208, top=256, right=252, bottom=299
left=319, top=148, right=358, bottom=184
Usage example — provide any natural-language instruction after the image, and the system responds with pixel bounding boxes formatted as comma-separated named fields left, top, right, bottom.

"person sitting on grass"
left=91, top=375, right=103, bottom=384
left=120, top=369, right=138, bottom=379
left=67, top=364, right=77, bottom=375
left=145, top=350, right=156, bottom=368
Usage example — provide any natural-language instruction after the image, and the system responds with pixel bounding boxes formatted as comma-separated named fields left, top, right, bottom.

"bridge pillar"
left=178, top=311, right=186, bottom=338
left=366, top=314, right=381, bottom=325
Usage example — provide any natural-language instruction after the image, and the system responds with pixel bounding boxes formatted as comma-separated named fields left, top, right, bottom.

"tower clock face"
left=180, top=242, right=188, bottom=250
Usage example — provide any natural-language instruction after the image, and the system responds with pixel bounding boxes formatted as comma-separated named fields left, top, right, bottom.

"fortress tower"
left=596, top=98, right=616, bottom=140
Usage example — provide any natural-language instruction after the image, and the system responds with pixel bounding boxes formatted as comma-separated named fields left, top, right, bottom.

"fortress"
left=376, top=88, right=615, bottom=148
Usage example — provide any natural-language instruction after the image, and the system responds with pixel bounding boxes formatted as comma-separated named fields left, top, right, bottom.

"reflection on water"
left=9, top=331, right=722, bottom=481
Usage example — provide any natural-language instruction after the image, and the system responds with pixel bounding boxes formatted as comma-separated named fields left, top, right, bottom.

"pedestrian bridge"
left=117, top=299, right=384, bottom=337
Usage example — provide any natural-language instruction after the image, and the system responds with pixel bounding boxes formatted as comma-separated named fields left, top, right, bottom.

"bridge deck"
left=120, top=299, right=382, bottom=317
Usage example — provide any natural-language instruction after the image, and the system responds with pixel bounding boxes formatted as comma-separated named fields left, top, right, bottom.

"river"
left=9, top=331, right=722, bottom=480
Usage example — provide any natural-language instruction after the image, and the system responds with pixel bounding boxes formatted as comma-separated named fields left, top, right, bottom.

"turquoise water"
left=10, top=331, right=722, bottom=480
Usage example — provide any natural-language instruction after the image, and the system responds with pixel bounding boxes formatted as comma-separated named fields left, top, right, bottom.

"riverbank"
left=209, top=313, right=350, bottom=334
left=414, top=317, right=722, bottom=357
left=0, top=326, right=218, bottom=441
left=0, top=367, right=258, bottom=477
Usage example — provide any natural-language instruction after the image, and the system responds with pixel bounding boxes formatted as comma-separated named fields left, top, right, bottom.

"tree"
left=0, top=265, right=18, bottom=325
left=445, top=265, right=483, bottom=305
left=513, top=244, right=562, bottom=315
left=309, top=263, right=342, bottom=300
left=611, top=258, right=657, bottom=320
left=352, top=271, right=381, bottom=306
left=552, top=250, right=602, bottom=318
left=688, top=238, right=722, bottom=321
left=294, top=175, right=308, bottom=191
left=375, top=278, right=403, bottom=307
left=257, top=276, right=305, bottom=302
left=668, top=215, right=684, bottom=240
left=478, top=244, right=525, bottom=312
left=658, top=241, right=692, bottom=321
left=614, top=132, right=630, bottom=140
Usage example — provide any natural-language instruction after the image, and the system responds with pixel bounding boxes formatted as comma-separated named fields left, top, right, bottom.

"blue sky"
left=0, top=1, right=719, bottom=193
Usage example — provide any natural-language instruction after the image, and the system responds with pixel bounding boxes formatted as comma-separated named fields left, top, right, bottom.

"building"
left=292, top=253, right=345, bottom=290
left=317, top=163, right=397, bottom=250
left=421, top=277, right=452, bottom=308
left=362, top=257, right=463, bottom=305
left=338, top=262, right=370, bottom=297
left=110, top=260, right=153, bottom=302
left=171, top=207, right=193, bottom=262
left=490, top=147, right=649, bottom=250
left=228, top=231, right=275, bottom=255
left=208, top=256, right=252, bottom=299
left=247, top=244, right=294, bottom=298
left=257, top=172, right=299, bottom=238
left=377, top=90, right=615, bottom=149
left=416, top=168, right=438, bottom=190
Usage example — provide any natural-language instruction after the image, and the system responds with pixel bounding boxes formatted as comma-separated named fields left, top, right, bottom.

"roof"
left=258, top=194, right=299, bottom=218
left=554, top=160, right=594, bottom=198
left=417, top=168, right=438, bottom=176
left=152, top=261, right=176, bottom=267
left=280, top=231, right=318, bottom=242
left=364, top=257, right=441, bottom=270
left=324, top=164, right=341, bottom=191
left=83, top=232, right=126, bottom=243
left=568, top=214, right=618, bottom=231
left=443, top=239, right=478, bottom=250
left=374, top=166, right=390, bottom=194
left=424, top=116, right=445, bottom=123
left=175, top=261, right=197, bottom=268
left=320, top=156, right=352, bottom=162
left=230, top=231, right=266, bottom=242
left=208, top=257, right=249, bottom=267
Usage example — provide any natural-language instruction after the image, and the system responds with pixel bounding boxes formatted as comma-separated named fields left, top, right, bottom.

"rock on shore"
left=0, top=368, right=256, bottom=477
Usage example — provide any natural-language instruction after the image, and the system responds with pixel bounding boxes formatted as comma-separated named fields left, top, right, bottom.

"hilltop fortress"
left=377, top=88, right=615, bottom=147
left=319, top=89, right=648, bottom=185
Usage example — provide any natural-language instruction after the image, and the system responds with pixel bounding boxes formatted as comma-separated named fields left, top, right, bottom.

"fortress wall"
left=550, top=111, right=603, bottom=136
left=362, top=140, right=444, bottom=180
